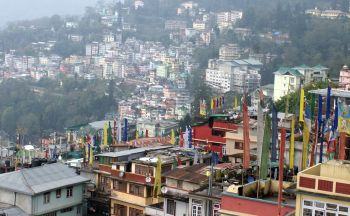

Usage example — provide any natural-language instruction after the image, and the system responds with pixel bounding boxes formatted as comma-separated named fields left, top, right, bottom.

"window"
left=60, top=207, right=73, bottom=213
left=66, top=186, right=73, bottom=198
left=192, top=199, right=203, bottom=216
left=129, top=207, right=143, bottom=216
left=235, top=142, right=243, bottom=150
left=302, top=199, right=350, bottom=216
left=113, top=180, right=127, bottom=192
left=129, top=184, right=144, bottom=196
left=213, top=203, right=221, bottom=216
left=177, top=180, right=183, bottom=189
left=166, top=199, right=176, bottom=215
left=135, top=164, right=153, bottom=176
left=44, top=192, right=50, bottom=204
left=222, top=145, right=227, bottom=156
left=114, top=204, right=126, bottom=216
left=56, top=189, right=61, bottom=198
left=77, top=205, right=81, bottom=214
left=43, top=212, right=56, bottom=216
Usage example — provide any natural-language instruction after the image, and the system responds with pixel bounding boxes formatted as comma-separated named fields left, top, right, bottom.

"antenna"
left=145, top=176, right=151, bottom=183
left=119, top=171, right=125, bottom=178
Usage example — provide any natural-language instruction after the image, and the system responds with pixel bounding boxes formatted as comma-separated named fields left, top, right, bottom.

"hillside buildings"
left=205, top=58, right=262, bottom=93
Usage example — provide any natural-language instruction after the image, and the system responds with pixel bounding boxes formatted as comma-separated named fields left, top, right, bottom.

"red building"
left=192, top=118, right=238, bottom=157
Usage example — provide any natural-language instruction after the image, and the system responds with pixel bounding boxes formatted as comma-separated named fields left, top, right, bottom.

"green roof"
left=274, top=67, right=303, bottom=77
left=312, top=64, right=328, bottom=70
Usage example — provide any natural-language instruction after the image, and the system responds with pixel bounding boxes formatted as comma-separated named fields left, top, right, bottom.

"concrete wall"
left=0, top=189, right=32, bottom=214
left=33, top=184, right=84, bottom=215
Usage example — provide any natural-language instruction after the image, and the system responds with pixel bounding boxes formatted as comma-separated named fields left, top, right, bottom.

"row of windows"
left=42, top=205, right=81, bottom=216
left=113, top=180, right=153, bottom=197
left=114, top=204, right=143, bottom=216
left=43, top=187, right=73, bottom=204
left=302, top=199, right=349, bottom=216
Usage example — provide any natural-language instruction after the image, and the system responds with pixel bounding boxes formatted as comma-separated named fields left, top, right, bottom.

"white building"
left=273, top=64, right=328, bottom=101
left=273, top=67, right=303, bottom=101
left=205, top=59, right=262, bottom=93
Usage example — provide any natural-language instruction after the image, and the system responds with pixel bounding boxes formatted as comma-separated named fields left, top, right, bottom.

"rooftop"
left=274, top=67, right=303, bottom=77
left=0, top=163, right=89, bottom=195
left=96, top=145, right=172, bottom=158
left=165, top=164, right=208, bottom=184
left=309, top=88, right=350, bottom=98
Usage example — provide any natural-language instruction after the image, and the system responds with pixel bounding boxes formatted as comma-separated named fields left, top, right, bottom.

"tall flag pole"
left=310, top=119, right=318, bottom=167
left=107, top=122, right=113, bottom=146
left=153, top=156, right=162, bottom=197
left=103, top=122, right=108, bottom=146
left=271, top=104, right=278, bottom=162
left=289, top=116, right=295, bottom=170
left=234, top=96, right=238, bottom=111
left=89, top=139, right=93, bottom=166
left=113, top=119, right=117, bottom=145
left=260, top=115, right=271, bottom=179
left=123, top=118, right=128, bottom=142
left=136, top=130, right=139, bottom=140
left=299, top=87, right=305, bottom=122
left=118, top=119, right=122, bottom=143
left=188, top=126, right=193, bottom=148
left=278, top=128, right=286, bottom=216
left=302, top=105, right=311, bottom=170
left=243, top=95, right=250, bottom=169
left=339, top=132, right=346, bottom=160
left=326, top=84, right=331, bottom=119
left=171, top=129, right=175, bottom=145
left=256, top=89, right=264, bottom=166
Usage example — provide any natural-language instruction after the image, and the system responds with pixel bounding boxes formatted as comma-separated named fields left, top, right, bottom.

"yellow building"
left=296, top=160, right=350, bottom=216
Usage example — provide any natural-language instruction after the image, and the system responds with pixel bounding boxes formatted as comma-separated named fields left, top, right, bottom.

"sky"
left=0, top=0, right=99, bottom=27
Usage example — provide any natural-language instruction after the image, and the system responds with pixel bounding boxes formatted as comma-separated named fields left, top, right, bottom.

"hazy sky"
left=0, top=0, right=99, bottom=27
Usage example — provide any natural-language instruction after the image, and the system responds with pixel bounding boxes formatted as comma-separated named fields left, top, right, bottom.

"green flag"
left=260, top=115, right=271, bottom=179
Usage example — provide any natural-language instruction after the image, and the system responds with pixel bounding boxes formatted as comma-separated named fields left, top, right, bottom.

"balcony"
left=111, top=190, right=162, bottom=207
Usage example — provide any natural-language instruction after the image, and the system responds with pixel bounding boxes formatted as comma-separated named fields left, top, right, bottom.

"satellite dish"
left=145, top=176, right=151, bottom=183
left=161, top=186, right=168, bottom=194
left=119, top=171, right=125, bottom=178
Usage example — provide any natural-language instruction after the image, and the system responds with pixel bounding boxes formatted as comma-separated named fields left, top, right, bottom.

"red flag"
left=243, top=95, right=250, bottom=169
left=278, top=128, right=286, bottom=216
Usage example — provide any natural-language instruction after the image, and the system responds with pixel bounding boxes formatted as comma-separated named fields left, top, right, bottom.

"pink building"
left=339, top=65, right=350, bottom=89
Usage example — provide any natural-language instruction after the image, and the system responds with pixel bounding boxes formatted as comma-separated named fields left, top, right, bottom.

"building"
left=220, top=179, right=295, bottom=216
left=219, top=44, right=242, bottom=61
left=205, top=59, right=262, bottom=93
left=192, top=117, right=239, bottom=158
left=273, top=67, right=303, bottom=101
left=145, top=164, right=208, bottom=216
left=136, top=120, right=178, bottom=138
left=0, top=163, right=89, bottom=216
left=273, top=65, right=328, bottom=101
left=339, top=65, right=350, bottom=89
left=165, top=20, right=187, bottom=31
left=296, top=160, right=350, bottom=216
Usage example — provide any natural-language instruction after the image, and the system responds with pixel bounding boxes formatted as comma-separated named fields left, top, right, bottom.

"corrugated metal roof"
left=0, top=163, right=89, bottom=195
left=96, top=145, right=173, bottom=157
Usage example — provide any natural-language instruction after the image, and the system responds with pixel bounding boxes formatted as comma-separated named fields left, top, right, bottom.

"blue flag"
left=318, top=95, right=323, bottom=129
left=326, top=84, right=331, bottom=119
left=123, top=118, right=128, bottom=142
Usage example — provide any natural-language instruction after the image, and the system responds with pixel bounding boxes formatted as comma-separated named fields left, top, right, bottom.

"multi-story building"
left=273, top=67, right=303, bottom=101
left=0, top=163, right=89, bottom=216
left=296, top=160, right=350, bottom=216
left=164, top=20, right=187, bottom=31
left=339, top=65, right=350, bottom=89
left=219, top=44, right=242, bottom=61
left=205, top=59, right=262, bottom=93
left=273, top=64, right=328, bottom=101
left=86, top=42, right=100, bottom=56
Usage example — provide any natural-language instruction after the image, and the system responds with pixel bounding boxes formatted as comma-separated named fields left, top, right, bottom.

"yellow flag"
left=302, top=120, right=309, bottom=170
left=289, top=116, right=295, bottom=170
left=210, top=98, right=214, bottom=110
left=234, top=96, right=238, bottom=110
left=136, top=130, right=139, bottom=140
left=171, top=129, right=175, bottom=145
left=153, top=156, right=162, bottom=197
left=103, top=123, right=108, bottom=146
left=299, top=87, right=304, bottom=122
left=81, top=136, right=85, bottom=149
left=89, top=144, right=93, bottom=166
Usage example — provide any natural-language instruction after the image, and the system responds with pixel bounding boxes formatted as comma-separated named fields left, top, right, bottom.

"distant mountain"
left=0, top=0, right=98, bottom=27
